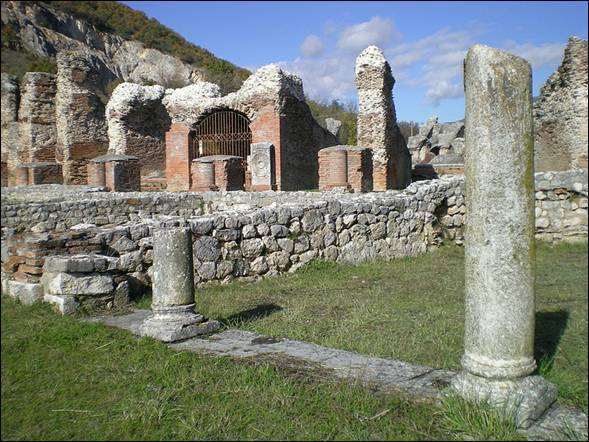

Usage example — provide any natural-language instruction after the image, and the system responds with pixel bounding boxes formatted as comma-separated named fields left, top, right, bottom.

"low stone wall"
left=534, top=170, right=588, bottom=241
left=1, top=170, right=586, bottom=313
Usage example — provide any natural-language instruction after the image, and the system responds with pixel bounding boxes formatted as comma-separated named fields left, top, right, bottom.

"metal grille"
left=192, top=110, right=252, bottom=159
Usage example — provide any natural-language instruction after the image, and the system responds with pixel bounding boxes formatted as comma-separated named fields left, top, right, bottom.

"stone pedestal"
left=450, top=44, right=557, bottom=429
left=249, top=141, right=276, bottom=191
left=140, top=226, right=219, bottom=342
left=89, top=154, right=141, bottom=191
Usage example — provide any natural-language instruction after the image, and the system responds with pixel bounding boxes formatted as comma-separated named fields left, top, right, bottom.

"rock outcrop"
left=1, top=1, right=204, bottom=87
left=534, top=36, right=588, bottom=171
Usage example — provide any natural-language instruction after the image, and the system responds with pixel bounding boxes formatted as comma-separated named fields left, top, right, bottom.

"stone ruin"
left=355, top=46, right=412, bottom=191
left=534, top=36, right=588, bottom=171
left=0, top=38, right=588, bottom=438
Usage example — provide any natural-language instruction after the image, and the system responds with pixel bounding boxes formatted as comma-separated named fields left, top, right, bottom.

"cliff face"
left=534, top=36, right=588, bottom=171
left=1, top=1, right=203, bottom=86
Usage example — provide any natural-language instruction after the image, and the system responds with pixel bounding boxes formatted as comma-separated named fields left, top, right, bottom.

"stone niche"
left=318, top=145, right=373, bottom=193
left=163, top=64, right=338, bottom=192
left=87, top=154, right=141, bottom=192
left=191, top=155, right=245, bottom=191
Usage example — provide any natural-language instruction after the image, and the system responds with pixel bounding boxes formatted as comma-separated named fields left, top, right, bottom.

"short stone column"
left=87, top=161, right=106, bottom=187
left=191, top=157, right=216, bottom=191
left=140, top=226, right=219, bottom=342
left=15, top=165, right=29, bottom=186
left=451, top=44, right=556, bottom=428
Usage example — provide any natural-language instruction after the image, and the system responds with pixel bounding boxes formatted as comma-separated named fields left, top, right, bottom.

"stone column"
left=355, top=45, right=411, bottom=191
left=140, top=226, right=219, bottom=342
left=451, top=44, right=556, bottom=428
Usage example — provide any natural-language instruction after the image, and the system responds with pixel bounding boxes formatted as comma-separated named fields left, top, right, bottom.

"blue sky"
left=124, top=1, right=588, bottom=123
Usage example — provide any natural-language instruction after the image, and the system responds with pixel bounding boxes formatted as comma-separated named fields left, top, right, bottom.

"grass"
left=2, top=241, right=587, bottom=440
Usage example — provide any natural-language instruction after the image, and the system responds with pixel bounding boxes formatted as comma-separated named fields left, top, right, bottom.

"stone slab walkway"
left=87, top=309, right=588, bottom=441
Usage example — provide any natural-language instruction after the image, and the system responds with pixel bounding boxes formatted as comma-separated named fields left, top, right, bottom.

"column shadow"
left=534, top=309, right=570, bottom=373
left=220, top=303, right=283, bottom=327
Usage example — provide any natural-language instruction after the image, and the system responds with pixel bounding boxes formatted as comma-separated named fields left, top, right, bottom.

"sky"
left=123, top=1, right=588, bottom=123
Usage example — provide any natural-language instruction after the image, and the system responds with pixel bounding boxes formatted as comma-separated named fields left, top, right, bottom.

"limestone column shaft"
left=462, top=44, right=536, bottom=379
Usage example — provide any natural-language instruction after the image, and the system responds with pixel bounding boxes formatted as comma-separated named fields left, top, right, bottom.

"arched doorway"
left=191, top=109, right=252, bottom=159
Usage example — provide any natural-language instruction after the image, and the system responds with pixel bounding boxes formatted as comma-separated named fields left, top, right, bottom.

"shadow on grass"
left=220, top=303, right=283, bottom=327
left=534, top=309, right=569, bottom=373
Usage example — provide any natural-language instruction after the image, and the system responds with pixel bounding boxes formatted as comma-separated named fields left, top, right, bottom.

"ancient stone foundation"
left=451, top=44, right=557, bottom=429
left=318, top=145, right=373, bottom=193
left=355, top=46, right=411, bottom=191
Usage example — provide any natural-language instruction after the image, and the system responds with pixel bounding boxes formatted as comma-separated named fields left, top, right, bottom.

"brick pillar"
left=87, top=161, right=106, bottom=187
left=347, top=147, right=373, bottom=193
left=15, top=165, right=29, bottom=185
left=191, top=158, right=216, bottom=191
left=251, top=106, right=282, bottom=189
left=165, top=123, right=193, bottom=191
left=104, top=157, right=141, bottom=192
left=318, top=146, right=348, bottom=190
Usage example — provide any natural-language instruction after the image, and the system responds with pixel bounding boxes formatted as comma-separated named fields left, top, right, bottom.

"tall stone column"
left=140, top=226, right=219, bottom=342
left=355, top=45, right=411, bottom=191
left=451, top=45, right=556, bottom=428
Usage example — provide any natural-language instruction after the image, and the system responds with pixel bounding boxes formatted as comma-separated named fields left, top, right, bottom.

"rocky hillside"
left=1, top=1, right=250, bottom=93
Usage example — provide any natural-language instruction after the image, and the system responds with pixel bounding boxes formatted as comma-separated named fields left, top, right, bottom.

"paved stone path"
left=87, top=309, right=588, bottom=441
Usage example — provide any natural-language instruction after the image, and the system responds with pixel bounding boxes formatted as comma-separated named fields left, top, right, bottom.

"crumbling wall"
left=56, top=50, right=113, bottom=184
left=163, top=65, right=337, bottom=190
left=534, top=36, right=588, bottom=171
left=17, top=72, right=58, bottom=163
left=106, top=83, right=170, bottom=174
left=1, top=74, right=20, bottom=186
left=355, top=46, right=411, bottom=190
left=407, top=116, right=465, bottom=165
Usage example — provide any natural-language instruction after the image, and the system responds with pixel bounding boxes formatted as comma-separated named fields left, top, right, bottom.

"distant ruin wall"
left=534, top=37, right=588, bottom=171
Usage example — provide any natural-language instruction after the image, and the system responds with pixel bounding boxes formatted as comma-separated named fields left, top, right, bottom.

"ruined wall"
left=2, top=170, right=587, bottom=311
left=408, top=116, right=465, bottom=165
left=18, top=72, right=57, bottom=163
left=163, top=65, right=337, bottom=191
left=534, top=36, right=588, bottom=171
left=106, top=83, right=170, bottom=175
left=56, top=50, right=112, bottom=184
left=355, top=46, right=411, bottom=190
left=1, top=73, right=20, bottom=186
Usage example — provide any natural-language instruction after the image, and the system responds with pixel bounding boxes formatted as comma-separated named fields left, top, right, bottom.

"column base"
left=450, top=371, right=557, bottom=429
left=140, top=304, right=220, bottom=342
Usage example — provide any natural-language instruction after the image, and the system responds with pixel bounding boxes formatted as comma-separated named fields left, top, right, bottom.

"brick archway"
left=191, top=109, right=252, bottom=160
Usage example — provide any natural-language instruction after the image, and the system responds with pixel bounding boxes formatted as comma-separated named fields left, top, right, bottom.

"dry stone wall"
left=2, top=170, right=586, bottom=313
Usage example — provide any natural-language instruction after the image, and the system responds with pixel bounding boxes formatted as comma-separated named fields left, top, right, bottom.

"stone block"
left=44, top=294, right=79, bottom=315
left=43, top=272, right=114, bottom=296
left=8, top=280, right=43, bottom=305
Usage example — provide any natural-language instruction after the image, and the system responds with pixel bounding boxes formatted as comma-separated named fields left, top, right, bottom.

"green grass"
left=2, top=241, right=586, bottom=440
left=186, top=241, right=587, bottom=411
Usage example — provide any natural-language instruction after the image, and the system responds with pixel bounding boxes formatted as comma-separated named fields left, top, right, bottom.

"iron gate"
left=191, top=110, right=252, bottom=159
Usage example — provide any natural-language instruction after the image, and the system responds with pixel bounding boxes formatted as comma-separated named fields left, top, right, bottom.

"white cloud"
left=337, top=16, right=401, bottom=52
left=502, top=41, right=565, bottom=69
left=300, top=34, right=325, bottom=57
left=279, top=17, right=568, bottom=111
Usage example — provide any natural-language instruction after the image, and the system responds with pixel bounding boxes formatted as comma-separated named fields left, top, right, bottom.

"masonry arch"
left=191, top=108, right=252, bottom=160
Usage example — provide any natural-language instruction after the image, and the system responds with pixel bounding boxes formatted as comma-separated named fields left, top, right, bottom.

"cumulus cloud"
left=337, top=16, right=401, bottom=52
left=300, top=34, right=325, bottom=57
left=279, top=17, right=568, bottom=109
left=503, top=41, right=565, bottom=68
